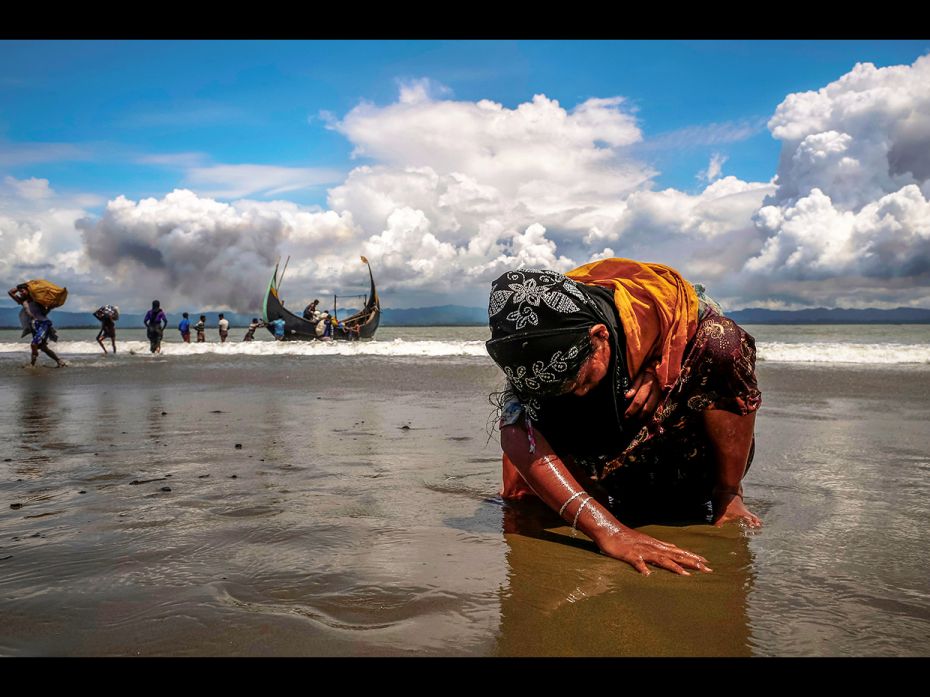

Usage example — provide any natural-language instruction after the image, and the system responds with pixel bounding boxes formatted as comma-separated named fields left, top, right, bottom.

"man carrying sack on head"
left=7, top=279, right=68, bottom=368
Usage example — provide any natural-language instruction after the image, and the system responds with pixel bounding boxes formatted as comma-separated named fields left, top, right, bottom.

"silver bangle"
left=571, top=496, right=593, bottom=536
left=558, top=490, right=585, bottom=517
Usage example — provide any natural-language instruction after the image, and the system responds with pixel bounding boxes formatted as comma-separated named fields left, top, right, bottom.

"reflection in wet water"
left=0, top=359, right=928, bottom=655
left=16, top=378, right=63, bottom=469
left=0, top=359, right=510, bottom=655
left=495, top=499, right=754, bottom=656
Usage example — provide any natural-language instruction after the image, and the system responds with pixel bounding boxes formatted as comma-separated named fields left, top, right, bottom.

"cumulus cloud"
left=329, top=89, right=651, bottom=217
left=74, top=185, right=584, bottom=311
left=740, top=54, right=930, bottom=305
left=77, top=189, right=363, bottom=312
left=0, top=176, right=107, bottom=305
left=10, top=57, right=930, bottom=313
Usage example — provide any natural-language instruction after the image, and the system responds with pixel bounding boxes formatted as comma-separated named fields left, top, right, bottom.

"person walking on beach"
left=7, top=284, right=65, bottom=368
left=243, top=317, right=265, bottom=341
left=486, top=259, right=762, bottom=576
left=178, top=312, right=191, bottom=343
left=93, top=305, right=119, bottom=354
left=143, top=300, right=168, bottom=354
left=193, top=315, right=206, bottom=343
left=218, top=313, right=230, bottom=343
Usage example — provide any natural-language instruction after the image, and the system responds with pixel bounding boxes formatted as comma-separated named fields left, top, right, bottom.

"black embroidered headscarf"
left=486, top=270, right=601, bottom=396
left=486, top=268, right=631, bottom=398
left=486, top=268, right=634, bottom=465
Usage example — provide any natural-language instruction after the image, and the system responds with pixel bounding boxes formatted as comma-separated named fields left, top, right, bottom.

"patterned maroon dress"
left=593, top=308, right=762, bottom=518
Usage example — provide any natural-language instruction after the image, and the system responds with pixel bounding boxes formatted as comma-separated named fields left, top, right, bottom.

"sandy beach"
left=1, top=333, right=929, bottom=656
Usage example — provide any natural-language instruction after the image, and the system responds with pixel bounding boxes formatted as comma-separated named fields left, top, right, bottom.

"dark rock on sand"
left=10, top=503, right=22, bottom=509
left=160, top=487, right=172, bottom=492
left=234, top=444, right=242, bottom=449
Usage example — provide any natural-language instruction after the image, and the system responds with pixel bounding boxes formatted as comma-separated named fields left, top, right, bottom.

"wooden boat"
left=262, top=256, right=381, bottom=341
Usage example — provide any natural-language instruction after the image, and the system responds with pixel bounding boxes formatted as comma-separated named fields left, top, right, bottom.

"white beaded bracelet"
left=571, top=495, right=593, bottom=536
left=558, top=490, right=585, bottom=517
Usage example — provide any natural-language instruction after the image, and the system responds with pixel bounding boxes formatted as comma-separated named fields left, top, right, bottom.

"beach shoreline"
left=1, top=350, right=928, bottom=655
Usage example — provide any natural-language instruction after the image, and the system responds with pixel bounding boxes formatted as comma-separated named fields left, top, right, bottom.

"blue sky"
left=2, top=40, right=930, bottom=311
left=4, top=40, right=927, bottom=205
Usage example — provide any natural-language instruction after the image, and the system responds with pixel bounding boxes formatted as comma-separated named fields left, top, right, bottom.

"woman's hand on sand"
left=624, top=367, right=662, bottom=419
left=712, top=493, right=762, bottom=528
left=596, top=528, right=713, bottom=576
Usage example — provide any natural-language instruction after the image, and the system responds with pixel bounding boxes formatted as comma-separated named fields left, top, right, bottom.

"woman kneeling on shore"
left=486, top=258, right=762, bottom=576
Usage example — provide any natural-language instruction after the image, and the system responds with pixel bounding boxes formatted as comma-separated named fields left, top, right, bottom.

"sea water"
left=1, top=325, right=929, bottom=365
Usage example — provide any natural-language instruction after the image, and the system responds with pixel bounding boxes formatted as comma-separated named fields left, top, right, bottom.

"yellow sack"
left=24, top=279, right=68, bottom=310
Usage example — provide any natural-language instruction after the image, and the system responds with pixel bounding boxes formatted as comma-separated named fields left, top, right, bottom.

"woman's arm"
left=705, top=409, right=762, bottom=528
left=7, top=287, right=27, bottom=306
left=501, top=422, right=713, bottom=576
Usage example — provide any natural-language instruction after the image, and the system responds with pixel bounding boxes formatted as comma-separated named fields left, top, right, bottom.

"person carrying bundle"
left=93, top=304, right=120, bottom=354
left=7, top=280, right=67, bottom=368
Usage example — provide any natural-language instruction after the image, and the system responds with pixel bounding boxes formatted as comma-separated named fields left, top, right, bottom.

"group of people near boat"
left=173, top=311, right=235, bottom=346
left=300, top=299, right=361, bottom=340
left=7, top=284, right=292, bottom=357
left=142, top=303, right=240, bottom=353
left=142, top=303, right=284, bottom=352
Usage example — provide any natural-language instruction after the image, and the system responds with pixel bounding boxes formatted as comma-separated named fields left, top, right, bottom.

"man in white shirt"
left=218, top=313, right=230, bottom=343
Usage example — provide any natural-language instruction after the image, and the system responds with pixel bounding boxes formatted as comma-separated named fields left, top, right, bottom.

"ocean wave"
left=757, top=342, right=930, bottom=364
left=1, top=339, right=928, bottom=364
left=0, top=338, right=491, bottom=358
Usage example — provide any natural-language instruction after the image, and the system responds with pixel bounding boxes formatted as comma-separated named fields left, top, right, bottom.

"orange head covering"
left=566, top=258, right=698, bottom=389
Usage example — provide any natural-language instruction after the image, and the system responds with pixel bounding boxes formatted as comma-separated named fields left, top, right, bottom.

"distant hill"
left=0, top=308, right=261, bottom=329
left=727, top=307, right=930, bottom=324
left=3, top=304, right=930, bottom=328
left=380, top=305, right=488, bottom=326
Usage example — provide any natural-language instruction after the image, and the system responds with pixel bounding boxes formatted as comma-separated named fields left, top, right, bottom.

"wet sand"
left=0, top=354, right=929, bottom=656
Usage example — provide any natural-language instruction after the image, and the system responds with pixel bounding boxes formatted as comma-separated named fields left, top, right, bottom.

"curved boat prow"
left=262, top=263, right=279, bottom=324
left=261, top=256, right=381, bottom=341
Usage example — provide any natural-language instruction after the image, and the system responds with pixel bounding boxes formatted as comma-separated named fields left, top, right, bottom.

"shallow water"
left=3, top=324, right=929, bottom=364
left=0, top=333, right=929, bottom=655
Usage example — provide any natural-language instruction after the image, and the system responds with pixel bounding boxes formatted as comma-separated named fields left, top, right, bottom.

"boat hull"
left=262, top=262, right=381, bottom=341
